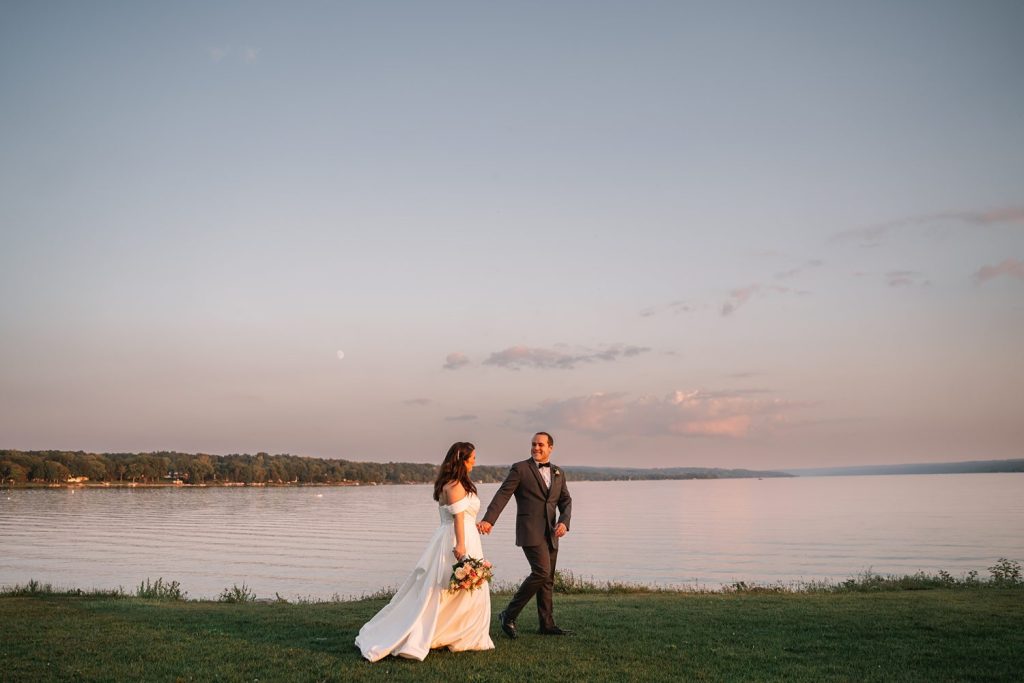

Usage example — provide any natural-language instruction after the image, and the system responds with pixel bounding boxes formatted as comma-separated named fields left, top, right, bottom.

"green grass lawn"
left=2, top=588, right=1022, bottom=682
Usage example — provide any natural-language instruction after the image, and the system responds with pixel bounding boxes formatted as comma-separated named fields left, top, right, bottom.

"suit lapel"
left=546, top=466, right=559, bottom=501
left=528, top=459, right=549, bottom=495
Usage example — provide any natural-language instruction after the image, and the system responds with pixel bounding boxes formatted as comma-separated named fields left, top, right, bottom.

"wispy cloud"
left=445, top=414, right=477, bottom=422
left=207, top=46, right=261, bottom=64
left=646, top=262, right=818, bottom=319
left=721, top=284, right=801, bottom=316
left=403, top=398, right=432, bottom=407
left=443, top=352, right=471, bottom=370
left=525, top=389, right=795, bottom=438
left=974, top=258, right=1024, bottom=284
left=208, top=47, right=229, bottom=62
left=831, top=206, right=1024, bottom=246
left=721, top=285, right=761, bottom=316
left=640, top=300, right=695, bottom=318
left=775, top=259, right=823, bottom=280
left=483, top=344, right=650, bottom=370
left=885, top=270, right=930, bottom=288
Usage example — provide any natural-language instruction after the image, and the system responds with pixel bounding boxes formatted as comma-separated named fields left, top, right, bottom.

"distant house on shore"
left=67, top=476, right=89, bottom=484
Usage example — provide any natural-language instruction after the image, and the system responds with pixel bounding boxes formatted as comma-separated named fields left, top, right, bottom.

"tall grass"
left=217, top=583, right=257, bottom=603
left=0, top=578, right=126, bottom=598
left=545, top=558, right=1024, bottom=595
left=3, top=559, right=1020, bottom=602
left=136, top=577, right=186, bottom=600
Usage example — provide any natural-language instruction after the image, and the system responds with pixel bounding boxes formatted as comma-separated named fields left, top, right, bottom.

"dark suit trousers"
left=506, top=542, right=558, bottom=629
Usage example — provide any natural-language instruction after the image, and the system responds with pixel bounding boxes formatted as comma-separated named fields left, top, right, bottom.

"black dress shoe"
left=538, top=625, right=573, bottom=636
left=498, top=610, right=518, bottom=639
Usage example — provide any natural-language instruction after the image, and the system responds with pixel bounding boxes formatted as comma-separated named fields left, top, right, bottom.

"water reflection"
left=0, top=474, right=1021, bottom=599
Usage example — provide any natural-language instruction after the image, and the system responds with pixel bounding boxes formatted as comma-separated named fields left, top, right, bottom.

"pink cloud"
left=974, top=258, right=1024, bottom=284
left=966, top=207, right=1024, bottom=225
left=527, top=389, right=795, bottom=438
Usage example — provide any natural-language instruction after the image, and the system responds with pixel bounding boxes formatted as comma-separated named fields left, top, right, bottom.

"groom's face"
left=531, top=435, right=552, bottom=463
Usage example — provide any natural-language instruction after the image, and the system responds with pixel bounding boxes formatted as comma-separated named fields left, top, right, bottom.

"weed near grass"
left=135, top=577, right=186, bottom=601
left=217, top=582, right=257, bottom=603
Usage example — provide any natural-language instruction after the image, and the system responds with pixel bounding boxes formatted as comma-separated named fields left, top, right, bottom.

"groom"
left=477, top=431, right=573, bottom=637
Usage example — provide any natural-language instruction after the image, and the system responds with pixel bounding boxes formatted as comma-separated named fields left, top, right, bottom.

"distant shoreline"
left=1, top=480, right=374, bottom=490
left=4, top=471, right=1019, bottom=491
left=784, top=457, right=1024, bottom=477
left=3, top=449, right=1021, bottom=489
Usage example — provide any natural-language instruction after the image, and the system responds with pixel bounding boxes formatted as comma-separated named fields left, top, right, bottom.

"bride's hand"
left=453, top=544, right=467, bottom=560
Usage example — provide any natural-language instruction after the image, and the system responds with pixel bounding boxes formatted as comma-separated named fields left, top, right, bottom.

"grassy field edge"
left=3, top=582, right=1023, bottom=682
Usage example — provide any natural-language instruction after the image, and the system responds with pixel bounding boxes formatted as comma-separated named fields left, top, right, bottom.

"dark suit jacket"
left=482, top=458, right=572, bottom=548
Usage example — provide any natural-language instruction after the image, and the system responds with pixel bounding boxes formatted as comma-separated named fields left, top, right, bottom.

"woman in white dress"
left=355, top=441, right=495, bottom=662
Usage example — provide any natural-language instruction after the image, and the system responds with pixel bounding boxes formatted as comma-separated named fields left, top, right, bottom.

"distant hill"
left=784, top=458, right=1024, bottom=477
left=561, top=465, right=792, bottom=481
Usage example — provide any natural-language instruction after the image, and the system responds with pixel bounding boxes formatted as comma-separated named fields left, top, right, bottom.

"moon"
left=336, top=350, right=345, bottom=360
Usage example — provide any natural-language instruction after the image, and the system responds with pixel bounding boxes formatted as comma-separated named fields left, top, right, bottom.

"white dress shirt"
left=537, top=462, right=552, bottom=488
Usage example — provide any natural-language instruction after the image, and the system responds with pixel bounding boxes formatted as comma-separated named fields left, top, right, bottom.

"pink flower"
left=448, top=556, right=493, bottom=592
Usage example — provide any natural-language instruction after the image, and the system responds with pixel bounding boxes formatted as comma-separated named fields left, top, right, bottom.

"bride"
left=355, top=441, right=495, bottom=662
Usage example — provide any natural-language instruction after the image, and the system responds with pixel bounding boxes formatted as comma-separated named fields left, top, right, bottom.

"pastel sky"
left=2, top=1, right=1022, bottom=469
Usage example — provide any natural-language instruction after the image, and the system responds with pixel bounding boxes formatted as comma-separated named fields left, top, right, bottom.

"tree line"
left=0, top=450, right=511, bottom=486
left=0, top=449, right=798, bottom=487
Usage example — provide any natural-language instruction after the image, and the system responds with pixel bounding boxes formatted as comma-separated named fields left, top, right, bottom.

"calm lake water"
left=1, top=474, right=1022, bottom=600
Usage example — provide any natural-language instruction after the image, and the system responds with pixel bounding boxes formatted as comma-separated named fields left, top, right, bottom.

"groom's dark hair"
left=535, top=431, right=554, bottom=447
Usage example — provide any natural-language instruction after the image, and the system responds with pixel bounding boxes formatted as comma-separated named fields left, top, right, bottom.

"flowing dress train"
left=355, top=493, right=495, bottom=662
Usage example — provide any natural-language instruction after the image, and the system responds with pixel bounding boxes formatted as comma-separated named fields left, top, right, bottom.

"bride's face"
left=465, top=450, right=476, bottom=473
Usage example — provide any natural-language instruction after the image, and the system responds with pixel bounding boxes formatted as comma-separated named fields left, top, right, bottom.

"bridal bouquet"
left=448, top=556, right=494, bottom=593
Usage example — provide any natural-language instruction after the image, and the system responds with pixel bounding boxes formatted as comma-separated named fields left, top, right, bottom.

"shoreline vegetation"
left=3, top=449, right=1021, bottom=490
left=3, top=560, right=1021, bottom=603
left=0, top=448, right=789, bottom=489
left=3, top=563, right=1022, bottom=682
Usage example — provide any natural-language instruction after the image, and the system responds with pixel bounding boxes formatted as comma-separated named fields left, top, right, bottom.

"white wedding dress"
left=355, top=493, right=495, bottom=662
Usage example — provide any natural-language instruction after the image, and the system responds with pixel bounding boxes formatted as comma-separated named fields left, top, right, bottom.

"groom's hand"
left=555, top=523, right=567, bottom=538
left=477, top=521, right=492, bottom=534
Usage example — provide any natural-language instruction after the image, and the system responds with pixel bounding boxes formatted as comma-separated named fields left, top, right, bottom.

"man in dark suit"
left=477, top=431, right=573, bottom=637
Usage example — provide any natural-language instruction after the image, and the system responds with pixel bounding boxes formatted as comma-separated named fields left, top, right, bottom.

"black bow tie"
left=536, top=462, right=551, bottom=468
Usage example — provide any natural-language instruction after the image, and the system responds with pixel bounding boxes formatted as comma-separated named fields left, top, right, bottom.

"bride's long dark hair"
left=433, top=441, right=478, bottom=502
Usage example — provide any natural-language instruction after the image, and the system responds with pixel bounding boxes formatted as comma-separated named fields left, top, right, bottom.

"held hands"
left=476, top=521, right=565, bottom=536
